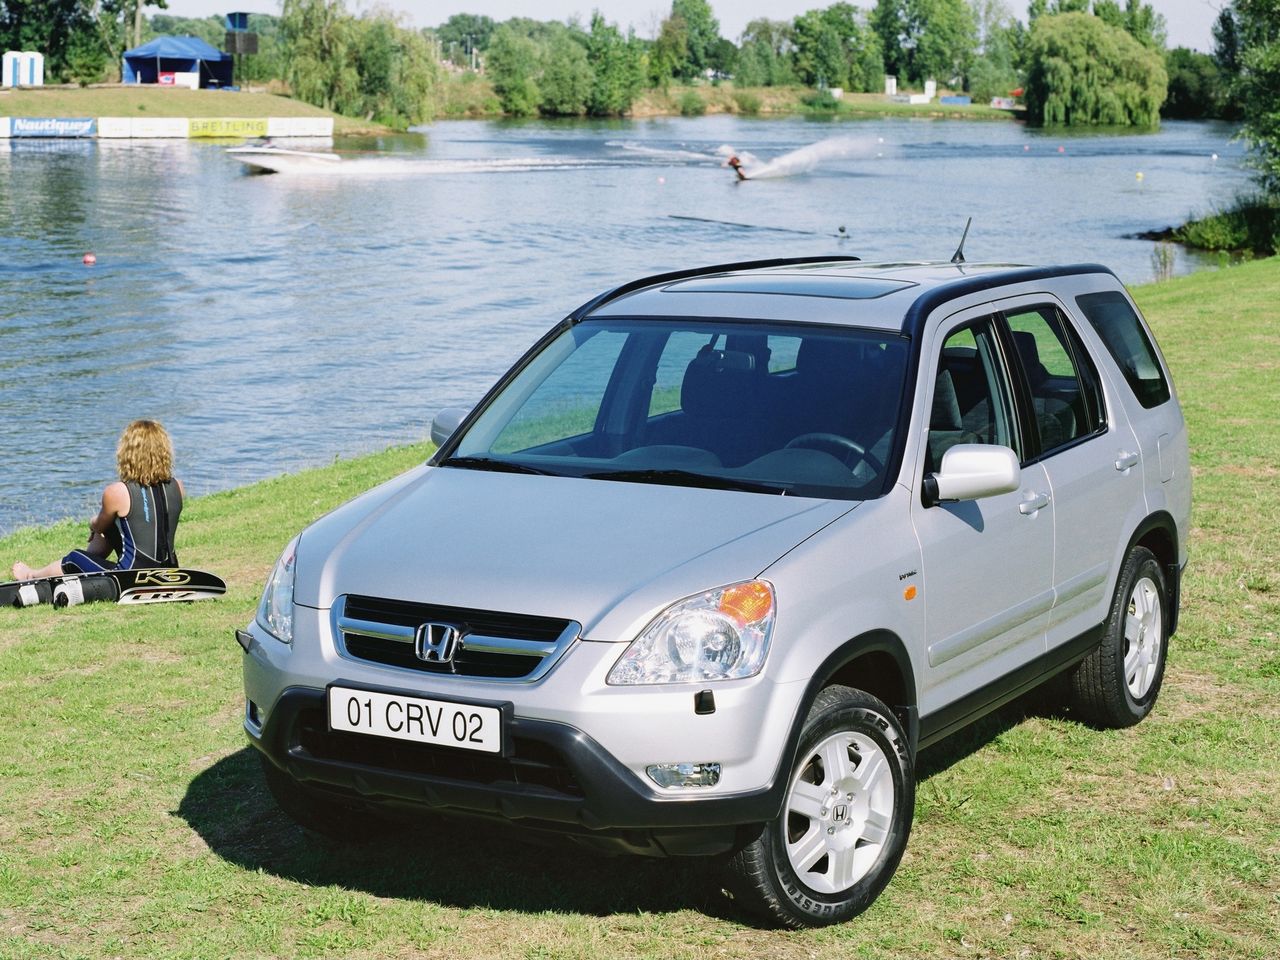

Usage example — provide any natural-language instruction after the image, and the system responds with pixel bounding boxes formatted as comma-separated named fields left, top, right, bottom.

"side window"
left=1075, top=291, right=1171, bottom=408
left=491, top=329, right=629, bottom=453
left=928, top=319, right=1019, bottom=472
left=1003, top=306, right=1098, bottom=455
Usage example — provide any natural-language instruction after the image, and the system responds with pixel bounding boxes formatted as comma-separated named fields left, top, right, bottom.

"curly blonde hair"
left=116, top=420, right=175, bottom=486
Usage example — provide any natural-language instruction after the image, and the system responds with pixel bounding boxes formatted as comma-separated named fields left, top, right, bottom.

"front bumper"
left=239, top=612, right=804, bottom=856
left=249, top=684, right=784, bottom=854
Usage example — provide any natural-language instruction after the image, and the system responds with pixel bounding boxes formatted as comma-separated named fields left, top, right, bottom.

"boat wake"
left=715, top=136, right=887, bottom=179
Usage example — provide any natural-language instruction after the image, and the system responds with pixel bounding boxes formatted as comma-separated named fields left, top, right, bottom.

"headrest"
left=931, top=369, right=964, bottom=431
left=1012, top=330, right=1050, bottom=387
left=681, top=347, right=758, bottom=418
left=797, top=337, right=861, bottom=380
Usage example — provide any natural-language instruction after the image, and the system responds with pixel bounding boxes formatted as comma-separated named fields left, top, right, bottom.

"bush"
left=733, top=90, right=762, bottom=114
left=1177, top=198, right=1279, bottom=255
left=801, top=88, right=841, bottom=111
left=678, top=90, right=706, bottom=116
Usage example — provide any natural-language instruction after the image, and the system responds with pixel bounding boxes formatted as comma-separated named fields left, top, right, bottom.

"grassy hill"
left=0, top=86, right=389, bottom=135
left=0, top=259, right=1276, bottom=958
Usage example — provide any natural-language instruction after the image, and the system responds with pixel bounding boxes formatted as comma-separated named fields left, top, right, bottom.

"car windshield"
left=445, top=318, right=910, bottom=500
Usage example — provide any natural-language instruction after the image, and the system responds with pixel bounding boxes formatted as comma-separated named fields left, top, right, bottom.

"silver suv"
left=239, top=258, right=1189, bottom=927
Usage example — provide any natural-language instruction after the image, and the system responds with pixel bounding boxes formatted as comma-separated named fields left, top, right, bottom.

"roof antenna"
left=950, top=217, right=972, bottom=264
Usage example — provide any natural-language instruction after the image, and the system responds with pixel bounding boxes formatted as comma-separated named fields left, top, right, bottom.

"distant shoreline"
left=0, top=83, right=1019, bottom=131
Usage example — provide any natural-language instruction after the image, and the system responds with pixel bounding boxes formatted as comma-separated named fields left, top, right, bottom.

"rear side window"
left=1075, top=291, right=1171, bottom=408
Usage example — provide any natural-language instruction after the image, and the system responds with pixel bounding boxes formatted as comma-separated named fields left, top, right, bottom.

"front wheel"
left=724, top=686, right=914, bottom=928
left=1069, top=546, right=1169, bottom=728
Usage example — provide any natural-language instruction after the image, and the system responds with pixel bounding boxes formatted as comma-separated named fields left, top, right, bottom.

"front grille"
left=334, top=595, right=579, bottom=682
left=294, top=707, right=583, bottom=797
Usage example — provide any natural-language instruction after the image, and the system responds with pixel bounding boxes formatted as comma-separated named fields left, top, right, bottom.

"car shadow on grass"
left=177, top=687, right=1072, bottom=921
left=176, top=746, right=737, bottom=920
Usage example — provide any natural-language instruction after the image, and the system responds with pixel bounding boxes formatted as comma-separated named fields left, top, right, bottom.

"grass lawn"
left=0, top=86, right=388, bottom=135
left=1, top=259, right=1277, bottom=958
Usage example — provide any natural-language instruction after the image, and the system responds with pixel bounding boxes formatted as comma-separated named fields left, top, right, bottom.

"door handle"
left=1019, top=491, right=1051, bottom=515
left=1115, top=451, right=1140, bottom=472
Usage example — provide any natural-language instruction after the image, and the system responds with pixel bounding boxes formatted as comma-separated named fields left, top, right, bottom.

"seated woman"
left=11, top=420, right=184, bottom=580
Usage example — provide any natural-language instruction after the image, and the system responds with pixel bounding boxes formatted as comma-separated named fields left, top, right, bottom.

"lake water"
left=0, top=115, right=1249, bottom=537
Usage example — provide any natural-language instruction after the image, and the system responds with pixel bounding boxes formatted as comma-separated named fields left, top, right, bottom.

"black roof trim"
left=902, top=262, right=1118, bottom=338
left=570, top=255, right=863, bottom=320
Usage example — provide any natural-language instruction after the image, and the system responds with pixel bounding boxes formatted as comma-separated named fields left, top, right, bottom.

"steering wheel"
left=784, top=433, right=885, bottom=474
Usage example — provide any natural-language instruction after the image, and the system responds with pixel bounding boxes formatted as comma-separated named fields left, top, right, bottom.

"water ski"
left=0, top=568, right=227, bottom=609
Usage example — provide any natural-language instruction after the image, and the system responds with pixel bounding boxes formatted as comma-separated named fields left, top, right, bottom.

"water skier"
left=727, top=155, right=749, bottom=180
left=10, top=420, right=185, bottom=581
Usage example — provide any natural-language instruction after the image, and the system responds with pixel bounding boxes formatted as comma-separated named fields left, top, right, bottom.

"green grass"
left=0, top=87, right=389, bottom=135
left=2, top=260, right=1278, bottom=957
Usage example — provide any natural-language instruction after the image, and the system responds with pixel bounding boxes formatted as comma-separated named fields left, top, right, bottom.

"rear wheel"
left=1070, top=546, right=1169, bottom=727
left=725, top=686, right=913, bottom=928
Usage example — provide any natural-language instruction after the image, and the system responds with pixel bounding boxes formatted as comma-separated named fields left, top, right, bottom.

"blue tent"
left=122, top=36, right=234, bottom=88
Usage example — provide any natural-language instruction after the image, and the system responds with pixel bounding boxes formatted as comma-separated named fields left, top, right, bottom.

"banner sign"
left=188, top=117, right=268, bottom=138
left=11, top=117, right=96, bottom=138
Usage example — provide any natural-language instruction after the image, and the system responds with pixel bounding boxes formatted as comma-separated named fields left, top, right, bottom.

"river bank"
left=0, top=86, right=391, bottom=135
left=1, top=257, right=1276, bottom=959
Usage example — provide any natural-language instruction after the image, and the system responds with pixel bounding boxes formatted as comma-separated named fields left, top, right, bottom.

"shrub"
left=733, top=90, right=762, bottom=114
left=1177, top=197, right=1279, bottom=255
left=678, top=90, right=706, bottom=116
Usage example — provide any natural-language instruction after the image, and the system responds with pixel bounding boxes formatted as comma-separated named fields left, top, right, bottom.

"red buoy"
left=83, top=253, right=97, bottom=265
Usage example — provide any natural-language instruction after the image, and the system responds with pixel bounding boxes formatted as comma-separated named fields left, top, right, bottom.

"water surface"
left=0, top=116, right=1248, bottom=535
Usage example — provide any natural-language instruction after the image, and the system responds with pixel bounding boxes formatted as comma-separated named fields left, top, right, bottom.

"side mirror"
left=430, top=407, right=468, bottom=449
left=923, top=444, right=1020, bottom=506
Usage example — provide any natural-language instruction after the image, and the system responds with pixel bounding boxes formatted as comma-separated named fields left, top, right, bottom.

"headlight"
left=607, top=580, right=775, bottom=685
left=256, top=535, right=299, bottom=644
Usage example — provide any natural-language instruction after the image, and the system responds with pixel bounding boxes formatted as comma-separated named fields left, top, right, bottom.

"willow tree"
left=1024, top=12, right=1167, bottom=126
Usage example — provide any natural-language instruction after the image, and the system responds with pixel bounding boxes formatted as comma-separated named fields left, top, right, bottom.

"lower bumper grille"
left=294, top=707, right=583, bottom=798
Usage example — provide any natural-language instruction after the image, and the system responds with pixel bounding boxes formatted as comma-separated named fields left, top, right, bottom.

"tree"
left=650, top=12, right=687, bottom=86
left=1023, top=12, right=1167, bottom=126
left=967, top=0, right=1022, bottom=101
left=1162, top=47, right=1228, bottom=119
left=671, top=0, right=720, bottom=78
left=870, top=0, right=907, bottom=78
left=539, top=30, right=591, bottom=116
left=586, top=13, right=645, bottom=116
left=280, top=0, right=359, bottom=114
left=436, top=13, right=494, bottom=66
left=1230, top=0, right=1280, bottom=194
left=735, top=18, right=794, bottom=87
left=486, top=25, right=540, bottom=117
left=1093, top=0, right=1166, bottom=50
left=912, top=0, right=976, bottom=85
left=0, top=0, right=104, bottom=81
left=872, top=0, right=975, bottom=85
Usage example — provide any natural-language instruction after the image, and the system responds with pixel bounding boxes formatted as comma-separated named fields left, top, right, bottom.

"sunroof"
left=664, top=273, right=917, bottom=300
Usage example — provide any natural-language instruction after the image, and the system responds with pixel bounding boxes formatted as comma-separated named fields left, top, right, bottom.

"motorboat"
left=226, top=143, right=341, bottom=174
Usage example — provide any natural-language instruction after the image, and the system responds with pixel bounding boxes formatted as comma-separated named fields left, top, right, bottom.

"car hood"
left=293, top=464, right=855, bottom=640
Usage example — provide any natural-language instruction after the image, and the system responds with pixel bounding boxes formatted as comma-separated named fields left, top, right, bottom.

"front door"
left=909, top=312, right=1055, bottom=719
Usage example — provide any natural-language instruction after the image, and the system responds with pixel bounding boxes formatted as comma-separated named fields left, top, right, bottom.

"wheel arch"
left=1126, top=511, right=1181, bottom=635
left=776, top=630, right=919, bottom=782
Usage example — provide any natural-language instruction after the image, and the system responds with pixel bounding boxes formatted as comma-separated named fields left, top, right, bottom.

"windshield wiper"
left=439, top=456, right=556, bottom=476
left=583, top=468, right=787, bottom=495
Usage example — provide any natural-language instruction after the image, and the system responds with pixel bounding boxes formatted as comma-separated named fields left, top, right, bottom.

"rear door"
left=997, top=298, right=1144, bottom=651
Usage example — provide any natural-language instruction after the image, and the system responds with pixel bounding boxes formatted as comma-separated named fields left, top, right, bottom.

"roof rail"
left=569, top=255, right=863, bottom=320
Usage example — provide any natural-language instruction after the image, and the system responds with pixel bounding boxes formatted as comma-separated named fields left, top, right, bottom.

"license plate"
left=327, top=686, right=502, bottom=754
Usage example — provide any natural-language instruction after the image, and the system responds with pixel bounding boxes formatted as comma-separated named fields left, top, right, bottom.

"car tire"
left=258, top=753, right=385, bottom=841
left=1069, top=546, right=1169, bottom=728
left=724, top=685, right=914, bottom=928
